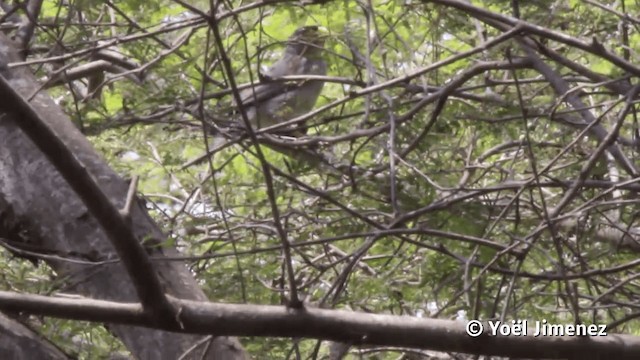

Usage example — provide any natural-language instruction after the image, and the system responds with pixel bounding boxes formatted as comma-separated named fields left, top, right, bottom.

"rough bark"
left=0, top=312, right=71, bottom=359
left=0, top=34, right=247, bottom=360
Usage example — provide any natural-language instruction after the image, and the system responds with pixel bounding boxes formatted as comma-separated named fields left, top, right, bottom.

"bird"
left=236, top=26, right=328, bottom=135
left=181, top=27, right=328, bottom=169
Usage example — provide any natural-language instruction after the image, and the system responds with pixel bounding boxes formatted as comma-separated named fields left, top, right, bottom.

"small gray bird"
left=237, top=26, right=328, bottom=134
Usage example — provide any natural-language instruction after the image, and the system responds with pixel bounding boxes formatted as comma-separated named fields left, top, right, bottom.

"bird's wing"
left=265, top=53, right=305, bottom=77
left=238, top=55, right=307, bottom=108
left=238, top=81, right=290, bottom=108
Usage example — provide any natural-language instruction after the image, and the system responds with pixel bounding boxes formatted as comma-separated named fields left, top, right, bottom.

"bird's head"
left=285, top=26, right=328, bottom=58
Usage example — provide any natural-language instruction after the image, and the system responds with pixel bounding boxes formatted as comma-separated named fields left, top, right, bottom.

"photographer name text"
left=466, top=319, right=607, bottom=337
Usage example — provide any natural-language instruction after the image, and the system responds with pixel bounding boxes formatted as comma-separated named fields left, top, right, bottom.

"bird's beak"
left=317, top=26, right=330, bottom=39
left=314, top=27, right=330, bottom=48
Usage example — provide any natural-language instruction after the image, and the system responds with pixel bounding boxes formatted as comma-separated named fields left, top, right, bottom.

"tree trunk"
left=0, top=34, right=247, bottom=360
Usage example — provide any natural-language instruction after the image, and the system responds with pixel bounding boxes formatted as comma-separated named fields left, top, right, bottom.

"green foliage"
left=8, top=0, right=640, bottom=357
